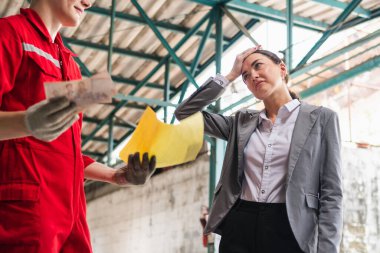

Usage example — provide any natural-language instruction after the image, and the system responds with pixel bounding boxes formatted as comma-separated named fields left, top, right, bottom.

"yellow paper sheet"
left=119, top=107, right=204, bottom=168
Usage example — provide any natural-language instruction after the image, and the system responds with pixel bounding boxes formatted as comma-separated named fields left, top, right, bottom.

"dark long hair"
left=251, top=50, right=299, bottom=99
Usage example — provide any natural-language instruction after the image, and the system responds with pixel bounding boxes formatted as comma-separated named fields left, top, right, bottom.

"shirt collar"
left=258, top=99, right=300, bottom=125
left=283, top=99, right=301, bottom=114
left=20, top=8, right=76, bottom=56
left=21, top=8, right=53, bottom=42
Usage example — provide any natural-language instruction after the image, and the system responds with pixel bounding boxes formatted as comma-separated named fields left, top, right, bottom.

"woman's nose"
left=250, top=69, right=259, bottom=79
left=81, top=0, right=92, bottom=9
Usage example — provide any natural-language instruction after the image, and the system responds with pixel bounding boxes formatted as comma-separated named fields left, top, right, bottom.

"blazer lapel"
left=286, top=102, right=320, bottom=185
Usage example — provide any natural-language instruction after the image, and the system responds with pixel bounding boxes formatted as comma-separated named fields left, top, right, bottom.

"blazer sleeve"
left=174, top=78, right=233, bottom=141
left=317, top=111, right=343, bottom=253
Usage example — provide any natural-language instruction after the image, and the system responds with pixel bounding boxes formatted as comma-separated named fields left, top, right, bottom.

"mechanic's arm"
left=84, top=152, right=156, bottom=186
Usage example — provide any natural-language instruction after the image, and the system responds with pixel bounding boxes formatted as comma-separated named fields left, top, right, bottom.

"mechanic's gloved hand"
left=25, top=97, right=79, bottom=142
left=114, top=152, right=156, bottom=186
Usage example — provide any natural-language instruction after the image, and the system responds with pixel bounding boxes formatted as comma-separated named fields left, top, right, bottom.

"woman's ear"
left=280, top=62, right=287, bottom=79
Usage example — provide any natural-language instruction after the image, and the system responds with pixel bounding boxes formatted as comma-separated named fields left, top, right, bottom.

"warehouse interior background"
left=1, top=0, right=380, bottom=252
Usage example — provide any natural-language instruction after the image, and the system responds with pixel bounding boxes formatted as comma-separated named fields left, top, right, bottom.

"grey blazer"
left=175, top=79, right=343, bottom=253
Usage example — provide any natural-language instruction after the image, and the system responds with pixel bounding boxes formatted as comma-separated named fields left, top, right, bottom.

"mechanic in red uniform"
left=0, top=0, right=156, bottom=252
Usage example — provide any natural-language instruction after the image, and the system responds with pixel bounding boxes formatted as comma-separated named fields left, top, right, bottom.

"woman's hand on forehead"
left=225, top=45, right=263, bottom=82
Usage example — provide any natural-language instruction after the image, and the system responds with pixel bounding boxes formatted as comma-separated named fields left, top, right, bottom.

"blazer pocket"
left=305, top=194, right=319, bottom=210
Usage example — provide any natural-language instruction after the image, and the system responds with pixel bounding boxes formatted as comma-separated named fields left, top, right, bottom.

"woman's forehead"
left=242, top=53, right=265, bottom=70
left=244, top=53, right=267, bottom=64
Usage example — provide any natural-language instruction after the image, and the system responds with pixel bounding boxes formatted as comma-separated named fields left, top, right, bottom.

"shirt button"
left=261, top=190, right=265, bottom=194
left=265, top=166, right=268, bottom=170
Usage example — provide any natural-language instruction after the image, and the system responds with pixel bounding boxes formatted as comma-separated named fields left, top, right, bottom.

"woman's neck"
left=263, top=90, right=292, bottom=123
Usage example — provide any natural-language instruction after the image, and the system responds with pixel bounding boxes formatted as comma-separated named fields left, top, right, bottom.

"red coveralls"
left=0, top=9, right=95, bottom=253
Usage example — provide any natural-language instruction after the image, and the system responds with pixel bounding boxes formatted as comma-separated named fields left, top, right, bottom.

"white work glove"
left=25, top=97, right=79, bottom=142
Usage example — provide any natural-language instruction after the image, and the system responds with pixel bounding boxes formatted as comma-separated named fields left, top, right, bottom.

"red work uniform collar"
left=20, top=8, right=77, bottom=56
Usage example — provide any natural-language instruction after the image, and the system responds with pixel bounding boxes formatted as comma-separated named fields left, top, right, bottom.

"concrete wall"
left=87, top=154, right=210, bottom=253
left=340, top=146, right=380, bottom=253
left=86, top=146, right=380, bottom=253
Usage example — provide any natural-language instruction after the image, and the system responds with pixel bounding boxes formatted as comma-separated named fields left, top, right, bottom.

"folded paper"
left=44, top=72, right=116, bottom=108
left=119, top=107, right=204, bottom=168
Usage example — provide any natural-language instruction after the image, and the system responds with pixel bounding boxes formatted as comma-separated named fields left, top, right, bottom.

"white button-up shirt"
left=241, top=99, right=301, bottom=203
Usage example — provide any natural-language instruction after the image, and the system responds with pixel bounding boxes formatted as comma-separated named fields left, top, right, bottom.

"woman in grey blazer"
left=175, top=47, right=342, bottom=253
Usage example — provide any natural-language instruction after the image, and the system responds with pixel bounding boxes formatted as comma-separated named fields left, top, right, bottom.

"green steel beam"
left=188, top=11, right=214, bottom=76
left=82, top=135, right=120, bottom=145
left=196, top=18, right=259, bottom=72
left=107, top=116, right=114, bottom=165
left=221, top=6, right=259, bottom=46
left=208, top=11, right=226, bottom=253
left=291, top=29, right=380, bottom=78
left=110, top=101, right=146, bottom=110
left=225, top=0, right=328, bottom=32
left=68, top=42, right=174, bottom=92
left=87, top=6, right=232, bottom=44
left=300, top=55, right=380, bottom=98
left=196, top=5, right=377, bottom=79
left=164, top=60, right=171, bottom=123
left=83, top=151, right=104, bottom=157
left=296, top=0, right=363, bottom=69
left=173, top=18, right=260, bottom=117
left=215, top=8, right=223, bottom=74
left=209, top=8, right=221, bottom=202
left=82, top=12, right=212, bottom=146
left=292, top=43, right=380, bottom=87
left=115, top=129, right=135, bottom=146
left=106, top=1, right=116, bottom=166
left=107, top=0, right=116, bottom=73
left=170, top=10, right=215, bottom=124
left=64, top=37, right=159, bottom=61
left=286, top=0, right=293, bottom=70
left=209, top=5, right=224, bottom=212
left=113, top=94, right=177, bottom=108
left=99, top=16, right=259, bottom=158
left=190, top=0, right=328, bottom=31
left=63, top=37, right=191, bottom=67
left=64, top=38, right=170, bottom=92
left=338, top=7, right=380, bottom=31
left=220, top=94, right=255, bottom=114
left=190, top=0, right=220, bottom=5
left=131, top=0, right=199, bottom=89
left=111, top=76, right=174, bottom=92
left=98, top=128, right=135, bottom=162
left=83, top=116, right=135, bottom=129
left=312, top=0, right=370, bottom=18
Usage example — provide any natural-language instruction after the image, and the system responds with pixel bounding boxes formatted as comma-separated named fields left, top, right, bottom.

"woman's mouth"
left=74, top=6, right=83, bottom=16
left=255, top=80, right=264, bottom=89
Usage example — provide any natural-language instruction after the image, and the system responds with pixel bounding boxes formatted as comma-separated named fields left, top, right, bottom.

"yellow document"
left=119, top=107, right=204, bottom=168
